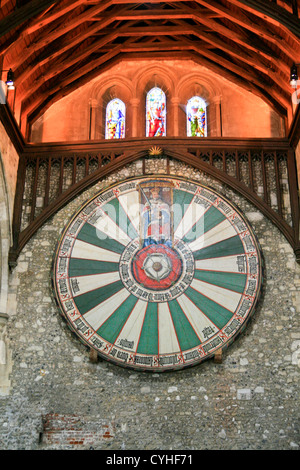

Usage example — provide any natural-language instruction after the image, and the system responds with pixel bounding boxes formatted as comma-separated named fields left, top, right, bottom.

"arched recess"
left=10, top=146, right=299, bottom=264
left=176, top=73, right=222, bottom=137
left=89, top=77, right=134, bottom=139
left=134, top=64, right=176, bottom=137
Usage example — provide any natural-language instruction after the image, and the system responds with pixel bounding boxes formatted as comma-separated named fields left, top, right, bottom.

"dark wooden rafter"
left=0, top=1, right=299, bottom=133
left=225, top=0, right=300, bottom=39
left=0, top=0, right=60, bottom=38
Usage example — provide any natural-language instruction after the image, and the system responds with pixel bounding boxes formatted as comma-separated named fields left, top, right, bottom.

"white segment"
left=118, top=190, right=140, bottom=234
left=114, top=299, right=147, bottom=352
left=190, top=278, right=241, bottom=312
left=195, top=255, right=245, bottom=273
left=177, top=294, right=219, bottom=342
left=158, top=303, right=180, bottom=355
left=71, top=271, right=120, bottom=297
left=174, top=200, right=205, bottom=240
left=188, top=218, right=237, bottom=252
left=84, top=288, right=130, bottom=331
left=92, top=211, right=131, bottom=246
left=71, top=239, right=121, bottom=263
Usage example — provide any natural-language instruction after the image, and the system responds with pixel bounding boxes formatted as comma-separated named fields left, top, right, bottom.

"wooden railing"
left=8, top=137, right=300, bottom=265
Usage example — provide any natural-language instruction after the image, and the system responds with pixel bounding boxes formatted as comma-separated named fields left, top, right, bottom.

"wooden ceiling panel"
left=0, top=0, right=299, bottom=134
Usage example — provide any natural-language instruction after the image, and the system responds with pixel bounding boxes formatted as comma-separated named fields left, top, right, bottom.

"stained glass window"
left=146, top=87, right=166, bottom=137
left=105, top=98, right=125, bottom=139
left=187, top=96, right=207, bottom=137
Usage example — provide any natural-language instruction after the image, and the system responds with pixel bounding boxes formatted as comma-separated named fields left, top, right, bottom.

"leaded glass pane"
left=105, top=99, right=125, bottom=139
left=187, top=96, right=207, bottom=137
left=146, top=87, right=166, bottom=137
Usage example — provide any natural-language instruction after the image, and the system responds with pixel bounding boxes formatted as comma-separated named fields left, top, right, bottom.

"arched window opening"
left=187, top=96, right=207, bottom=137
left=146, top=87, right=166, bottom=137
left=105, top=98, right=126, bottom=139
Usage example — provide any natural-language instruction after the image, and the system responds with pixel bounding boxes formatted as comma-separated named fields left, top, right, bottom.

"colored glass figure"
left=187, top=96, right=207, bottom=137
left=146, top=87, right=166, bottom=137
left=105, top=99, right=125, bottom=139
left=138, top=181, right=173, bottom=248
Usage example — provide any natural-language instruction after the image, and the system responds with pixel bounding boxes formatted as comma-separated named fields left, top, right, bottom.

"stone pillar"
left=130, top=98, right=140, bottom=138
left=212, top=96, right=222, bottom=137
left=88, top=99, right=98, bottom=140
left=171, top=97, right=180, bottom=137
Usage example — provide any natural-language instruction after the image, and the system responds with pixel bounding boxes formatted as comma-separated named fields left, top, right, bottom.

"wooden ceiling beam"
left=5, top=0, right=118, bottom=69
left=171, top=19, right=290, bottom=92
left=86, top=5, right=288, bottom=69
left=179, top=36, right=290, bottom=110
left=19, top=25, right=134, bottom=100
left=194, top=0, right=299, bottom=58
left=12, top=3, right=131, bottom=76
left=174, top=2, right=289, bottom=70
left=21, top=37, right=138, bottom=117
left=0, top=0, right=60, bottom=38
left=22, top=0, right=84, bottom=36
left=21, top=32, right=289, bottom=124
left=225, top=0, right=300, bottom=39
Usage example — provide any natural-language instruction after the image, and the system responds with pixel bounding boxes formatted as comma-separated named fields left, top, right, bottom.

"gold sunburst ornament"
left=148, top=146, right=163, bottom=156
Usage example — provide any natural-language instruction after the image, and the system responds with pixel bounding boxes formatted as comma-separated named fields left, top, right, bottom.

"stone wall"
left=0, top=120, right=19, bottom=397
left=30, top=59, right=284, bottom=143
left=0, top=159, right=299, bottom=450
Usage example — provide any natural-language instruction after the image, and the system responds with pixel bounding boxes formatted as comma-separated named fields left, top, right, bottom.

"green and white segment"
left=53, top=176, right=262, bottom=371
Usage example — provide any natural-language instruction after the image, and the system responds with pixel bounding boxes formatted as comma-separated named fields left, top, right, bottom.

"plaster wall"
left=0, top=159, right=299, bottom=450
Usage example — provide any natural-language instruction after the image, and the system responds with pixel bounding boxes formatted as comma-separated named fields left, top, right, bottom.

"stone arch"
left=176, top=72, right=223, bottom=137
left=90, top=77, right=134, bottom=139
left=134, top=64, right=176, bottom=136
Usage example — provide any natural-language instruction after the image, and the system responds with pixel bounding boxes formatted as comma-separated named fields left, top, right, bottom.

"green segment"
left=77, top=222, right=124, bottom=254
left=194, top=270, right=247, bottom=294
left=183, top=206, right=226, bottom=244
left=185, top=286, right=233, bottom=329
left=97, top=295, right=138, bottom=344
left=74, top=280, right=124, bottom=315
left=137, top=303, right=158, bottom=355
left=102, top=198, right=138, bottom=240
left=69, top=259, right=119, bottom=277
left=172, top=189, right=195, bottom=233
left=193, top=235, right=245, bottom=260
left=168, top=300, right=201, bottom=351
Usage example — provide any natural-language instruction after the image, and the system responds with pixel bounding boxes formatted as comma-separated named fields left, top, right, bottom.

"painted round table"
left=53, top=176, right=263, bottom=371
